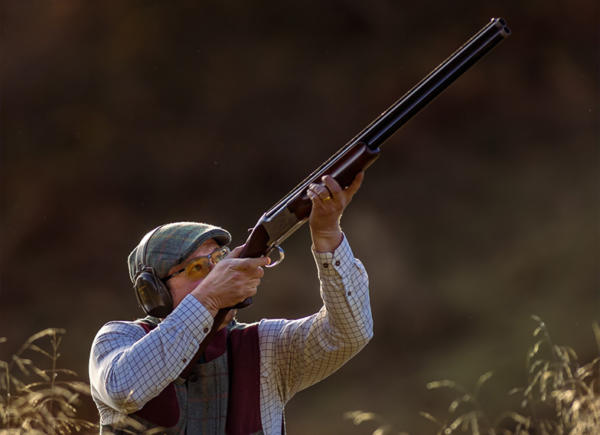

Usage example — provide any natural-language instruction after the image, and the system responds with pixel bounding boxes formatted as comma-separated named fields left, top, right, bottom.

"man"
left=89, top=173, right=373, bottom=434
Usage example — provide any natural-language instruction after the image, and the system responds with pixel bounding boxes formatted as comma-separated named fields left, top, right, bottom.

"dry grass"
left=0, top=328, right=97, bottom=434
left=346, top=316, right=600, bottom=434
left=0, top=330, right=189, bottom=435
left=503, top=316, right=600, bottom=434
left=3, top=318, right=597, bottom=434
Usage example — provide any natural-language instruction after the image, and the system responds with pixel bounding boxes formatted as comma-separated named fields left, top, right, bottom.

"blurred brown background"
left=1, top=0, right=598, bottom=433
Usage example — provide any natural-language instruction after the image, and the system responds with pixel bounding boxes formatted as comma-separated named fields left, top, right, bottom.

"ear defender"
left=133, top=225, right=174, bottom=318
left=134, top=266, right=173, bottom=318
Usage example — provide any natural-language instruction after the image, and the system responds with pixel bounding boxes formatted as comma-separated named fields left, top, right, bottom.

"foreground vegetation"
left=0, top=329, right=96, bottom=434
left=347, top=316, right=600, bottom=434
left=2, top=317, right=598, bottom=434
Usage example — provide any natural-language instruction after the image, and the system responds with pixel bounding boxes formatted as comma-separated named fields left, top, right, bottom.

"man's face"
left=166, top=238, right=220, bottom=308
left=165, top=238, right=236, bottom=326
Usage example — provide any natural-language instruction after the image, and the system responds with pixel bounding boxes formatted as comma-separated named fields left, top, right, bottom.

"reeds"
left=503, top=316, right=600, bottom=434
left=2, top=318, right=597, bottom=434
left=346, top=317, right=600, bottom=434
left=0, top=328, right=97, bottom=434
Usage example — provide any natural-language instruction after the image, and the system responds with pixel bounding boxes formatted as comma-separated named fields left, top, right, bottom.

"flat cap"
left=127, top=222, right=231, bottom=282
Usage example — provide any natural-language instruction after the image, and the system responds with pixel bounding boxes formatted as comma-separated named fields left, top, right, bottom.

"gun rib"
left=265, top=18, right=510, bottom=219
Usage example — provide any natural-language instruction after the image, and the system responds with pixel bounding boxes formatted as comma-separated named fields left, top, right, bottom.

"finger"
left=240, top=279, right=260, bottom=296
left=345, top=171, right=364, bottom=197
left=231, top=256, right=270, bottom=271
left=227, top=245, right=245, bottom=259
left=243, top=265, right=265, bottom=279
left=307, top=188, right=322, bottom=203
left=308, top=183, right=330, bottom=200
left=321, top=175, right=342, bottom=196
left=251, top=256, right=271, bottom=268
left=228, top=247, right=271, bottom=267
left=307, top=189, right=328, bottom=210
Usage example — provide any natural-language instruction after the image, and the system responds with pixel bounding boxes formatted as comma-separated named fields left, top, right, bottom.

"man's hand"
left=190, top=246, right=270, bottom=317
left=306, top=172, right=364, bottom=252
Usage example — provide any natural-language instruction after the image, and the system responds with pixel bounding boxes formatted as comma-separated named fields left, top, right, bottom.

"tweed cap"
left=127, top=222, right=231, bottom=283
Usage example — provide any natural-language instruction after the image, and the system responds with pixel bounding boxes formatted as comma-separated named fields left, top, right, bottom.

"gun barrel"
left=235, top=18, right=511, bottom=309
left=264, top=18, right=510, bottom=220
left=360, top=17, right=511, bottom=149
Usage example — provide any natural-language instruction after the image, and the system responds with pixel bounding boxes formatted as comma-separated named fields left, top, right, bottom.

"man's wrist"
left=191, top=291, right=219, bottom=318
left=311, top=228, right=343, bottom=253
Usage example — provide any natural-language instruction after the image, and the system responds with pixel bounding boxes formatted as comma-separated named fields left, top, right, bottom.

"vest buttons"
left=323, top=263, right=329, bottom=268
left=335, top=260, right=341, bottom=266
left=203, top=327, right=209, bottom=333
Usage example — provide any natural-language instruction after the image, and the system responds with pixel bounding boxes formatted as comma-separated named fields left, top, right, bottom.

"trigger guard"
left=266, top=245, right=285, bottom=268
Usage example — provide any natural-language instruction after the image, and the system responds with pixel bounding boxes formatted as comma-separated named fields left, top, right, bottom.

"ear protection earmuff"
left=133, top=226, right=174, bottom=318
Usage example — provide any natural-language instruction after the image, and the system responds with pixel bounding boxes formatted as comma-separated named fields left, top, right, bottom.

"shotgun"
left=236, top=17, right=511, bottom=308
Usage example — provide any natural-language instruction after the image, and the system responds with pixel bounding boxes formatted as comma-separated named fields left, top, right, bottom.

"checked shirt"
left=89, top=235, right=373, bottom=434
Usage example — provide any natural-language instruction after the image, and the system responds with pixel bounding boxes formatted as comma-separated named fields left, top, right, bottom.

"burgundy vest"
left=132, top=320, right=262, bottom=434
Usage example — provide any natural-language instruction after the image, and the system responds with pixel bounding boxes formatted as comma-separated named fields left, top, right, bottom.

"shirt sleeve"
left=89, top=294, right=214, bottom=413
left=258, top=234, right=373, bottom=403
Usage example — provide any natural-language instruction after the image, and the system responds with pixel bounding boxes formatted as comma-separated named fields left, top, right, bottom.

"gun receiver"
left=235, top=17, right=511, bottom=307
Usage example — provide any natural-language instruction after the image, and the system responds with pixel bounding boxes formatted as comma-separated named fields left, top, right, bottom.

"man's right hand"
left=190, top=245, right=270, bottom=317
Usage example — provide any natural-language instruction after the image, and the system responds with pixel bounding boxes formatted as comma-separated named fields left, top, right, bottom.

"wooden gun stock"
left=233, top=17, right=511, bottom=308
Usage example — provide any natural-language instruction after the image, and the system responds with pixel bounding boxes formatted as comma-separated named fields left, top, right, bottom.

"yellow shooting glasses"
left=165, top=246, right=230, bottom=281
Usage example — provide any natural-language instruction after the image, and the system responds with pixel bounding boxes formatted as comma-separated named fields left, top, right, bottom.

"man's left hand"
left=306, top=172, right=364, bottom=252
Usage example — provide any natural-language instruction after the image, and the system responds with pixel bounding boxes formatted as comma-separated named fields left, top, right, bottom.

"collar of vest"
left=202, top=326, right=228, bottom=362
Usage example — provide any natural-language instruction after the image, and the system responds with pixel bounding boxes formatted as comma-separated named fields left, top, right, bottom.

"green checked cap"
left=127, top=222, right=231, bottom=283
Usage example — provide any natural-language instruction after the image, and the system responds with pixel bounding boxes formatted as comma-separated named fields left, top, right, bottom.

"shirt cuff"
left=167, top=293, right=215, bottom=340
left=312, top=233, right=354, bottom=278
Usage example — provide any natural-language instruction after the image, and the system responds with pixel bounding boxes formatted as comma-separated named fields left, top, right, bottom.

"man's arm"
left=89, top=295, right=214, bottom=413
left=259, top=172, right=373, bottom=402
left=259, top=234, right=372, bottom=402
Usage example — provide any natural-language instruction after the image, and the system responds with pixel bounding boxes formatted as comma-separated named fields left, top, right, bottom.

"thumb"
left=345, top=171, right=364, bottom=197
left=227, top=245, right=245, bottom=259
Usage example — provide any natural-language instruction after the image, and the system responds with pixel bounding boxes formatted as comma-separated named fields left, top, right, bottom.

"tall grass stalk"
left=505, top=316, right=600, bottom=434
left=0, top=328, right=97, bottom=434
left=346, top=317, right=600, bottom=434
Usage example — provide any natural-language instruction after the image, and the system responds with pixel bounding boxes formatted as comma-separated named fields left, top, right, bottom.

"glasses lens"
left=178, top=247, right=230, bottom=281
left=185, top=258, right=211, bottom=280
left=212, top=247, right=230, bottom=263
